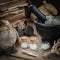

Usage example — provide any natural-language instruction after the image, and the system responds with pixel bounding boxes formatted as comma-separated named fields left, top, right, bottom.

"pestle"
left=28, top=4, right=46, bottom=23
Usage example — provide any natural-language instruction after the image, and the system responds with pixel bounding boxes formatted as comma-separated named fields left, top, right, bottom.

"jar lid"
left=21, top=36, right=28, bottom=42
left=30, top=37, right=37, bottom=43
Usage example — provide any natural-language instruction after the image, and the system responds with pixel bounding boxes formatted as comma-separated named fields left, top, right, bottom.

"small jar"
left=41, top=41, right=50, bottom=50
left=29, top=37, right=37, bottom=50
left=21, top=36, right=28, bottom=49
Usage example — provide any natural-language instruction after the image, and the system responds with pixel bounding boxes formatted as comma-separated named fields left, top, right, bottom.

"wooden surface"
left=0, top=6, right=26, bottom=23
left=0, top=23, right=60, bottom=60
left=10, top=23, right=42, bottom=60
left=12, top=23, right=41, bottom=60
left=0, top=0, right=28, bottom=10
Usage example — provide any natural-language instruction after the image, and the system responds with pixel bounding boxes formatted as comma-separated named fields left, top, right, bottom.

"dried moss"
left=45, top=15, right=60, bottom=25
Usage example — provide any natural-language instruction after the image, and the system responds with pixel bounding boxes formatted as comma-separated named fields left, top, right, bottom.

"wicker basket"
left=51, top=42, right=60, bottom=55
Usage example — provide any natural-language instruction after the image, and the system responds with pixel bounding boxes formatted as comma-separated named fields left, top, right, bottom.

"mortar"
left=34, top=19, right=60, bottom=46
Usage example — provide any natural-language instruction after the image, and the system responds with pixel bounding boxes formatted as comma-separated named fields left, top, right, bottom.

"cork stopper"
left=21, top=36, right=28, bottom=42
left=30, top=37, right=37, bottom=43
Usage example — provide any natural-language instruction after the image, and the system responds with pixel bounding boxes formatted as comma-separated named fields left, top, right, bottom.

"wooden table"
left=0, top=23, right=60, bottom=60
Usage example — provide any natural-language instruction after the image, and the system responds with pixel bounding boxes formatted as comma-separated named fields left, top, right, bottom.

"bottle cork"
left=30, top=37, right=37, bottom=43
left=21, top=36, right=28, bottom=42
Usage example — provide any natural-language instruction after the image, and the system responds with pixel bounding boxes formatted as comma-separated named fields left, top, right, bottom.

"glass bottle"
left=29, top=37, right=37, bottom=50
left=21, top=36, right=28, bottom=49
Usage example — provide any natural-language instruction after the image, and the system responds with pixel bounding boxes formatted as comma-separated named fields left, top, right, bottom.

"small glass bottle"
left=21, top=36, right=28, bottom=49
left=41, top=41, right=50, bottom=50
left=29, top=37, right=37, bottom=50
